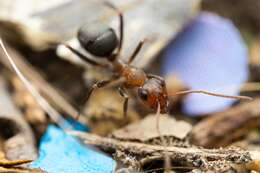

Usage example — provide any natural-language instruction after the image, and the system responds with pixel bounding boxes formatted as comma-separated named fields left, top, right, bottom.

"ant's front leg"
left=77, top=76, right=119, bottom=120
left=118, top=86, right=129, bottom=117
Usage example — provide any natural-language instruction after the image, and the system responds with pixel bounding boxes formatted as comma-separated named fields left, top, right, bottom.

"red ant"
left=63, top=2, right=251, bottom=124
left=0, top=3, right=251, bottom=171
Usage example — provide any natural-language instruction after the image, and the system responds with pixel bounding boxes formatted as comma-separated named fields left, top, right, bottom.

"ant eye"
left=138, top=89, right=149, bottom=101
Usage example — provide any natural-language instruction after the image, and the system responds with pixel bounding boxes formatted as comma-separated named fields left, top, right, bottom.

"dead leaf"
left=112, top=114, right=192, bottom=142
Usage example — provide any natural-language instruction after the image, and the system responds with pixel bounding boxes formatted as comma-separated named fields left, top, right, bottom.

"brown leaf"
left=112, top=114, right=192, bottom=142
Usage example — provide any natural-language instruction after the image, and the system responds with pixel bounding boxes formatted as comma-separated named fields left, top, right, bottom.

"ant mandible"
left=63, top=2, right=252, bottom=131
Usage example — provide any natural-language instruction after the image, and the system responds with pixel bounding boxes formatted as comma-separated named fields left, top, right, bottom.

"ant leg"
left=117, top=8, right=123, bottom=54
left=128, top=39, right=146, bottom=64
left=118, top=86, right=129, bottom=117
left=76, top=78, right=117, bottom=120
left=63, top=44, right=107, bottom=67
left=105, top=2, right=124, bottom=55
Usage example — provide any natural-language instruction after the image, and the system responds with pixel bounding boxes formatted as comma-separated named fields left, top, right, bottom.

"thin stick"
left=0, top=39, right=70, bottom=130
left=172, top=90, right=252, bottom=100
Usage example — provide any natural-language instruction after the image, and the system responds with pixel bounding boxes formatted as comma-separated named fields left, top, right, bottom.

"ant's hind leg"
left=128, top=39, right=146, bottom=64
left=105, top=2, right=124, bottom=55
left=63, top=44, right=106, bottom=67
left=118, top=86, right=129, bottom=117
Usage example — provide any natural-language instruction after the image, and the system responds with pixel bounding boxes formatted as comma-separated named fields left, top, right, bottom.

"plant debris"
left=70, top=130, right=255, bottom=172
left=112, top=114, right=192, bottom=147
left=192, top=98, right=260, bottom=148
left=1, top=0, right=260, bottom=173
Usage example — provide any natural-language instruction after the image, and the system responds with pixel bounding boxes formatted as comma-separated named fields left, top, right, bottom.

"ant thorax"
left=122, top=66, right=147, bottom=88
left=110, top=59, right=146, bottom=88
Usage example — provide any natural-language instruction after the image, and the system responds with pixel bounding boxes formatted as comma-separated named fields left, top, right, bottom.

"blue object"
left=163, top=12, right=248, bottom=115
left=66, top=117, right=90, bottom=132
left=31, top=125, right=116, bottom=173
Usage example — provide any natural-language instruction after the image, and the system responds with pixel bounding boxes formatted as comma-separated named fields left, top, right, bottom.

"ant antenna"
left=155, top=102, right=171, bottom=173
left=171, top=90, right=252, bottom=100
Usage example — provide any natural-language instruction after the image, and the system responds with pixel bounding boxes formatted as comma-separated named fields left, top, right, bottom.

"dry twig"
left=70, top=131, right=256, bottom=169
left=192, top=98, right=260, bottom=148
left=0, top=40, right=82, bottom=123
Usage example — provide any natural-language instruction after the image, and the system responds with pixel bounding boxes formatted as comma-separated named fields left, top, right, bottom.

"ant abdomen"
left=77, top=23, right=118, bottom=57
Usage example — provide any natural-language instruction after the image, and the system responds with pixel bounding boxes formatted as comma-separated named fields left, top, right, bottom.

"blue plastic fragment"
left=66, top=117, right=90, bottom=132
left=30, top=125, right=116, bottom=173
left=163, top=12, right=248, bottom=116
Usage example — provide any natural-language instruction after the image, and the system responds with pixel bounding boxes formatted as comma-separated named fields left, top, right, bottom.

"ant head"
left=77, top=23, right=118, bottom=57
left=138, top=78, right=169, bottom=113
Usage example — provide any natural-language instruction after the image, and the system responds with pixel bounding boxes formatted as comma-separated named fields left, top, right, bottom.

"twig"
left=192, top=98, right=260, bottom=147
left=69, top=131, right=255, bottom=167
left=0, top=39, right=70, bottom=130
left=0, top=40, right=82, bottom=122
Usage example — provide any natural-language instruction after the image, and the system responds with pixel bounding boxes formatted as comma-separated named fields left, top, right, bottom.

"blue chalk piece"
left=163, top=12, right=248, bottom=116
left=31, top=125, right=116, bottom=173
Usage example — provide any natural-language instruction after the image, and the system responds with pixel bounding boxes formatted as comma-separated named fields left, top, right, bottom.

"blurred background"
left=0, top=0, right=260, bottom=173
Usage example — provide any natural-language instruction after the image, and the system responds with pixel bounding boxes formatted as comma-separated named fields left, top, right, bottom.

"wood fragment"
left=0, top=76, right=37, bottom=160
left=69, top=131, right=255, bottom=168
left=0, top=159, right=32, bottom=167
left=191, top=99, right=260, bottom=148
left=0, top=166, right=46, bottom=173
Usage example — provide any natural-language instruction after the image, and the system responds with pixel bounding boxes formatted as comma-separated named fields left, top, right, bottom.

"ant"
left=60, top=3, right=252, bottom=172
left=62, top=3, right=251, bottom=131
